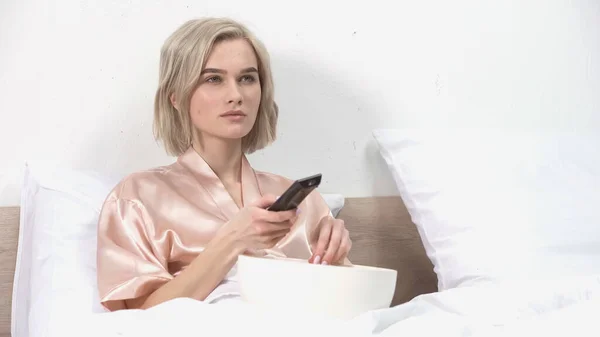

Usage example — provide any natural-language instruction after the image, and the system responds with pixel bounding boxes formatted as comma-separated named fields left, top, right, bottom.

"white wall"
left=1, top=0, right=599, bottom=206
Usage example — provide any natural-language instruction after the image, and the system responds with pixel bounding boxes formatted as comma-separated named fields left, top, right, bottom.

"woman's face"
left=187, top=38, right=262, bottom=143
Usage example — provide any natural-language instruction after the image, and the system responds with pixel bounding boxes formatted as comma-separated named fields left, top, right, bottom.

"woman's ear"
left=170, top=94, right=179, bottom=111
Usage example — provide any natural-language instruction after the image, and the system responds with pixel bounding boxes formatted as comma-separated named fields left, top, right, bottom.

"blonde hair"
left=153, top=17, right=278, bottom=156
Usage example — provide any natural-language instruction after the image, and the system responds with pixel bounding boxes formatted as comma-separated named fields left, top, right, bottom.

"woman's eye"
left=206, top=76, right=221, bottom=83
left=240, top=75, right=256, bottom=83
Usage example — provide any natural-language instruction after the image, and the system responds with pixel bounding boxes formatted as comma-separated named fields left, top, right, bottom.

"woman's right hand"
left=215, top=194, right=298, bottom=254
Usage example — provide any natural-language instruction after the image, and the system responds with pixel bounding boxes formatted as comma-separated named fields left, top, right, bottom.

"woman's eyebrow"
left=240, top=67, right=258, bottom=73
left=201, top=67, right=258, bottom=75
left=201, top=68, right=225, bottom=74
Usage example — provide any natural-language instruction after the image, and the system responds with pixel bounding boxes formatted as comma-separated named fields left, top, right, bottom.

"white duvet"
left=51, top=275, right=600, bottom=337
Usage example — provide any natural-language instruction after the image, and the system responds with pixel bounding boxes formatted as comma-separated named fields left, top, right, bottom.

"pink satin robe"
left=96, top=147, right=331, bottom=311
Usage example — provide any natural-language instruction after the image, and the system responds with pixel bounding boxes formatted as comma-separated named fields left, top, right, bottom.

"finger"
left=255, top=221, right=289, bottom=236
left=310, top=217, right=333, bottom=264
left=272, top=220, right=294, bottom=229
left=322, top=221, right=344, bottom=265
left=264, top=236, right=280, bottom=249
left=271, top=227, right=291, bottom=238
left=333, top=230, right=351, bottom=264
left=252, top=194, right=279, bottom=209
left=260, top=208, right=297, bottom=223
left=259, top=228, right=290, bottom=243
left=272, top=227, right=291, bottom=241
left=263, top=228, right=291, bottom=248
left=252, top=207, right=292, bottom=223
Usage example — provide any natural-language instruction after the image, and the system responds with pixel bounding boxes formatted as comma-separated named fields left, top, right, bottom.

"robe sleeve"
left=96, top=197, right=173, bottom=311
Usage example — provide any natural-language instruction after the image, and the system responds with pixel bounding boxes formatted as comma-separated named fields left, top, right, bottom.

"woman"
left=96, top=17, right=352, bottom=312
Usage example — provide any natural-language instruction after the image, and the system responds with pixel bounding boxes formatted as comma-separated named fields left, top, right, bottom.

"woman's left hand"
left=308, top=215, right=352, bottom=265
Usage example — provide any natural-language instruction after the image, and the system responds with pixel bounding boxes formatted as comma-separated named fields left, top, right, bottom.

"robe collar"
left=177, top=146, right=263, bottom=220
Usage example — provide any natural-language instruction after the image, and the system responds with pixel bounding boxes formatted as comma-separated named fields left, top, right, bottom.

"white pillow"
left=373, top=128, right=600, bottom=291
left=12, top=164, right=122, bottom=337
left=322, top=193, right=345, bottom=218
left=12, top=162, right=345, bottom=337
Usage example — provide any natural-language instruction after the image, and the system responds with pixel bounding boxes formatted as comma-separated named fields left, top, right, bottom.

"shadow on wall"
left=250, top=52, right=399, bottom=197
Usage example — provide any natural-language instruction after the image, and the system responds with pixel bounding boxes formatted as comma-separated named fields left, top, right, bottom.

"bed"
left=0, top=196, right=438, bottom=337
left=2, top=128, right=600, bottom=337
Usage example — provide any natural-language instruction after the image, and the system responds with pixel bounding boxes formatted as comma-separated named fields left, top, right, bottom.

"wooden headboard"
left=0, top=196, right=437, bottom=337
left=0, top=206, right=19, bottom=337
left=338, top=197, right=437, bottom=304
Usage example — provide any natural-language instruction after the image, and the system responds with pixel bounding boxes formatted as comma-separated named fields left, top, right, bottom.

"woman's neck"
left=192, top=134, right=243, bottom=184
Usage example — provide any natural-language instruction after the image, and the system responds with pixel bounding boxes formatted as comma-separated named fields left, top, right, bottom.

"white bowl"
left=236, top=255, right=397, bottom=319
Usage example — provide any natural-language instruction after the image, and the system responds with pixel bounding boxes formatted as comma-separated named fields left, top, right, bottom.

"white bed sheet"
left=42, top=274, right=600, bottom=337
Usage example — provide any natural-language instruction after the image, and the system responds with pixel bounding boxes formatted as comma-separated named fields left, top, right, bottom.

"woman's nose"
left=227, top=82, right=243, bottom=104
